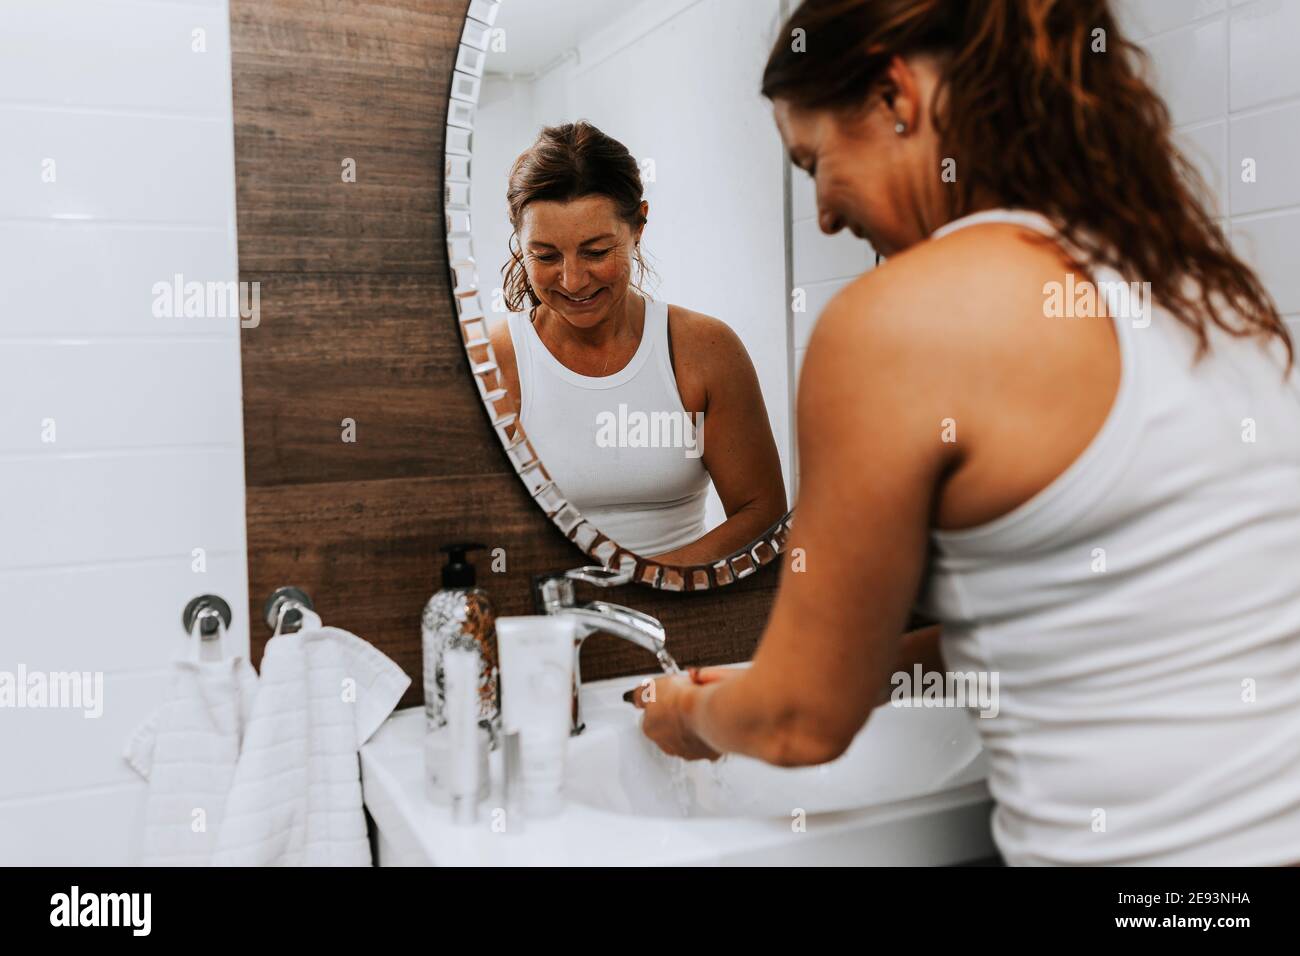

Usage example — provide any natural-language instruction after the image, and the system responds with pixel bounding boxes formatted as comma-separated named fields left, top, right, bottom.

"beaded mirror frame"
left=443, top=0, right=794, bottom=591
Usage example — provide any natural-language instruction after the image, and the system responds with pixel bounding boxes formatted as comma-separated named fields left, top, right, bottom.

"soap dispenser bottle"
left=422, top=542, right=500, bottom=739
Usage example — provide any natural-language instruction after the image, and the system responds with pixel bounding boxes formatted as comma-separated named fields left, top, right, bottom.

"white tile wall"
left=1110, top=0, right=1300, bottom=335
left=1220, top=0, right=1300, bottom=331
left=1230, top=101, right=1300, bottom=214
left=1142, top=18, right=1228, bottom=125
left=0, top=0, right=248, bottom=865
left=792, top=216, right=875, bottom=293
left=787, top=161, right=877, bottom=494
left=1228, top=0, right=1300, bottom=110
left=1176, top=121, right=1228, bottom=216
left=1233, top=211, right=1300, bottom=315
left=1112, top=0, right=1300, bottom=334
left=0, top=787, right=148, bottom=866
left=1113, top=0, right=1226, bottom=38
left=0, top=223, right=238, bottom=335
left=0, top=0, right=232, bottom=116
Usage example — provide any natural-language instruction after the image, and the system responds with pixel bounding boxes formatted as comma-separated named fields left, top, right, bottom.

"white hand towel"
left=210, top=620, right=410, bottom=866
left=124, top=655, right=260, bottom=866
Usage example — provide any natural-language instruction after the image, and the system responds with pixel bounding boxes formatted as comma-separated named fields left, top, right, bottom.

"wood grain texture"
left=230, top=0, right=459, bottom=275
left=239, top=273, right=504, bottom=485
left=232, top=0, right=779, bottom=707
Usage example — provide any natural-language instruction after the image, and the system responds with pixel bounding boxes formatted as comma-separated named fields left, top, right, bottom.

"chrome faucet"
left=533, top=566, right=676, bottom=735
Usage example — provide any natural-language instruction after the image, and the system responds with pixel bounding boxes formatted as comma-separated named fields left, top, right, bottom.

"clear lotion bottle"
left=422, top=542, right=497, bottom=803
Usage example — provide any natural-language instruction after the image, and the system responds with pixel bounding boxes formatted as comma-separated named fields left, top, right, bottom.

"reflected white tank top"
left=916, top=209, right=1300, bottom=865
left=506, top=297, right=710, bottom=556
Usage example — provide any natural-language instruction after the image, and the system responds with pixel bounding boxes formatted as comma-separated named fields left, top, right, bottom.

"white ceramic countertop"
left=361, top=672, right=996, bottom=866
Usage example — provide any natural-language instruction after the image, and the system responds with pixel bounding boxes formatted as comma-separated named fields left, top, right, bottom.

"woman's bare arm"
left=676, top=257, right=966, bottom=765
left=876, top=624, right=943, bottom=706
left=648, top=313, right=788, bottom=565
left=486, top=315, right=522, bottom=440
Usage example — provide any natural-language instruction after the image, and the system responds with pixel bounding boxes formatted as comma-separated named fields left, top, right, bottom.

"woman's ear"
left=881, top=78, right=899, bottom=111
left=883, top=54, right=923, bottom=131
left=635, top=200, right=649, bottom=241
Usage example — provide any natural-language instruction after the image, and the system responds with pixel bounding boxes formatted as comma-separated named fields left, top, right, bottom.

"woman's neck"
left=535, top=289, right=643, bottom=351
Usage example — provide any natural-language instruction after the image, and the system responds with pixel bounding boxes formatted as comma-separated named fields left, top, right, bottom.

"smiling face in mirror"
left=462, top=0, right=799, bottom=580
left=518, top=196, right=644, bottom=331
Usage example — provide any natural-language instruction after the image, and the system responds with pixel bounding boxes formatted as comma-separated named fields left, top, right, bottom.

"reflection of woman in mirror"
left=488, top=122, right=787, bottom=565
left=635, top=0, right=1300, bottom=866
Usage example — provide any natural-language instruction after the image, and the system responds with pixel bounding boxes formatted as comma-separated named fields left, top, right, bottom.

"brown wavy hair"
left=501, top=121, right=654, bottom=313
left=762, top=0, right=1292, bottom=369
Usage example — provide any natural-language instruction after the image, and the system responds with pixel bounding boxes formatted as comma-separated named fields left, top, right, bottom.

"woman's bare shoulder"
left=486, top=313, right=521, bottom=404
left=664, top=303, right=751, bottom=368
left=663, top=304, right=761, bottom=412
left=816, top=223, right=1081, bottom=369
left=805, top=222, right=1118, bottom=467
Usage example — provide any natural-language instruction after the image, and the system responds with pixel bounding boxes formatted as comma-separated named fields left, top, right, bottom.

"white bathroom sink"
left=361, top=671, right=995, bottom=866
left=567, top=676, right=987, bottom=819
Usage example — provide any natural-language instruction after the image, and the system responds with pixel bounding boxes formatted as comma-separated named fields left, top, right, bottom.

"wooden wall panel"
left=239, top=273, right=502, bottom=485
left=231, top=0, right=780, bottom=710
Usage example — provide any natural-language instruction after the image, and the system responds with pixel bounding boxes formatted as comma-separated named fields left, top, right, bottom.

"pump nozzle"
left=439, top=541, right=487, bottom=588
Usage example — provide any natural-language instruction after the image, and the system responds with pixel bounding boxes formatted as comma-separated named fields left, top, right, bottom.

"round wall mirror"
left=445, top=0, right=798, bottom=590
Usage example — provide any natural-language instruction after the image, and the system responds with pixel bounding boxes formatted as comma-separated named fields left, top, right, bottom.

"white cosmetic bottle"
left=496, top=616, right=575, bottom=819
left=444, top=645, right=487, bottom=825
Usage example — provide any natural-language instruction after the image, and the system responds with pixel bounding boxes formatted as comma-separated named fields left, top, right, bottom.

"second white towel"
left=125, top=655, right=259, bottom=866
left=211, top=619, right=410, bottom=866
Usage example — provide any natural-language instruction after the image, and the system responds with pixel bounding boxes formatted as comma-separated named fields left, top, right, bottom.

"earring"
left=895, top=121, right=906, bottom=135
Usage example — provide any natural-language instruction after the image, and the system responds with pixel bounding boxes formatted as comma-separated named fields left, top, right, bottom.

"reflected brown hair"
left=501, top=121, right=653, bottom=312
left=762, top=0, right=1292, bottom=368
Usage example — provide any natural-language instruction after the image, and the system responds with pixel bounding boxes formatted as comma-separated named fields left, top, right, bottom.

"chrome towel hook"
left=182, top=594, right=232, bottom=640
left=264, top=586, right=315, bottom=635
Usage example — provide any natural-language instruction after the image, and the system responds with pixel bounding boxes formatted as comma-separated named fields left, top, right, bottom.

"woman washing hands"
left=629, top=666, right=740, bottom=762
left=634, top=627, right=942, bottom=763
left=631, top=0, right=1300, bottom=867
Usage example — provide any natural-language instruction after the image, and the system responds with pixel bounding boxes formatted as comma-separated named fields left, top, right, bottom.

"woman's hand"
left=627, top=670, right=728, bottom=761
left=687, top=665, right=743, bottom=686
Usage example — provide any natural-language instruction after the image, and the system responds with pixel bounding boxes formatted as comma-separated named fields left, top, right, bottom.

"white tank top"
left=506, top=296, right=710, bottom=556
left=916, top=208, right=1300, bottom=866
